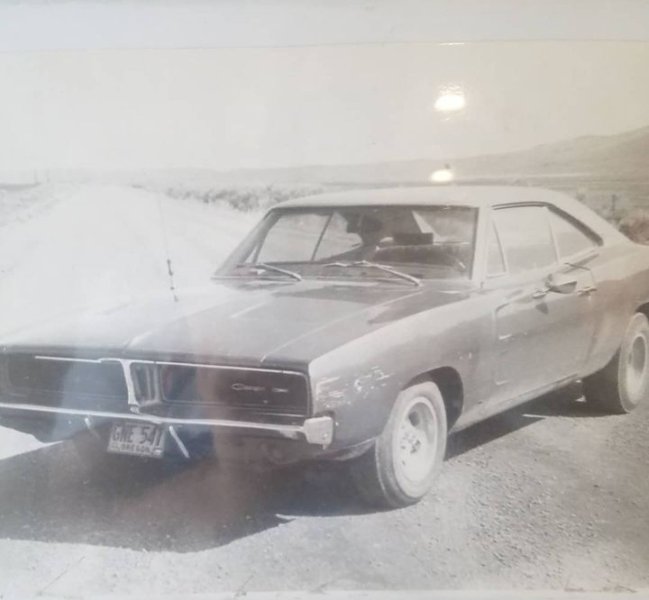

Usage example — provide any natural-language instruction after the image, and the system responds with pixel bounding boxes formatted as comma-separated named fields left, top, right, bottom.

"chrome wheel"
left=349, top=381, right=447, bottom=508
left=392, top=396, right=438, bottom=494
left=583, top=312, right=649, bottom=414
left=625, top=330, right=648, bottom=402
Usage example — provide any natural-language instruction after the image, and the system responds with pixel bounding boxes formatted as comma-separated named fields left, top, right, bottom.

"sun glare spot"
left=434, top=90, right=466, bottom=112
left=430, top=167, right=454, bottom=184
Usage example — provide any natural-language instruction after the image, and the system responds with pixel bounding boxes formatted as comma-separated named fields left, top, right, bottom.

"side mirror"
left=546, top=273, right=578, bottom=295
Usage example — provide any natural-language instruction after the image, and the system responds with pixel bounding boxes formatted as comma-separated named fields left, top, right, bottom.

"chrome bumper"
left=0, top=401, right=334, bottom=446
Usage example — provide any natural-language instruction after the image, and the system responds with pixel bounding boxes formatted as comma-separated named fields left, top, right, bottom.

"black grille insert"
left=160, top=364, right=309, bottom=415
left=5, top=355, right=128, bottom=405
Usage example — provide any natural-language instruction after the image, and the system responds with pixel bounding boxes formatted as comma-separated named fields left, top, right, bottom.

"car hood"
left=0, top=278, right=469, bottom=367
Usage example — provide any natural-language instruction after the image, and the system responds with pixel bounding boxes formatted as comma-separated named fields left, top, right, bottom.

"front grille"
left=3, top=355, right=128, bottom=411
left=160, top=364, right=309, bottom=415
left=0, top=354, right=309, bottom=417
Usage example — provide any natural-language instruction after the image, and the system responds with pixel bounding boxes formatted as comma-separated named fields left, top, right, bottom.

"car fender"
left=308, top=294, right=489, bottom=449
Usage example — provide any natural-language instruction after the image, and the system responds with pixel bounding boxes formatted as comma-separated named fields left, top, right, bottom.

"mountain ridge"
left=169, top=124, right=649, bottom=185
left=2, top=124, right=648, bottom=189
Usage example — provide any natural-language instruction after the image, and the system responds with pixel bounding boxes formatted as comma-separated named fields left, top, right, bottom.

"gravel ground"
left=0, top=385, right=647, bottom=597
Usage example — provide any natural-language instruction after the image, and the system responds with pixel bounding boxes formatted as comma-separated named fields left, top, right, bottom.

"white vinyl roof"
left=278, top=185, right=571, bottom=209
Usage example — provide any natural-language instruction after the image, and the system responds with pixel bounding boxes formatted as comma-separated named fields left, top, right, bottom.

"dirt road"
left=0, top=186, right=647, bottom=596
left=0, top=183, right=258, bottom=333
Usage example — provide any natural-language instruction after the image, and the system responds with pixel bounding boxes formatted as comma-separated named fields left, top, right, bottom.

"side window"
left=548, top=210, right=598, bottom=258
left=313, top=212, right=362, bottom=261
left=486, top=220, right=506, bottom=276
left=493, top=206, right=557, bottom=274
left=256, top=212, right=328, bottom=262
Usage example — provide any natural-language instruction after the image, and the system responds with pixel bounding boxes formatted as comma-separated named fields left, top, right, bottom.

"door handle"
left=531, top=288, right=548, bottom=300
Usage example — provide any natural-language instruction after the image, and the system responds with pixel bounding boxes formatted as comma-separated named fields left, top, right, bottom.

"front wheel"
left=349, top=381, right=447, bottom=509
left=583, top=312, right=649, bottom=413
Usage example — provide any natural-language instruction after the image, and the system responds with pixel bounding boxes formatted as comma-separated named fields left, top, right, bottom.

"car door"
left=545, top=206, right=601, bottom=372
left=486, top=204, right=597, bottom=401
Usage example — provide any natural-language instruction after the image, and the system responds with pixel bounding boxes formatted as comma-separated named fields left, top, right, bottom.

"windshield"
left=219, top=205, right=478, bottom=280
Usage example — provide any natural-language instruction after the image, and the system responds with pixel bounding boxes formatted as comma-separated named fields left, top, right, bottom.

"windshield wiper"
left=322, top=260, right=421, bottom=287
left=238, top=262, right=302, bottom=281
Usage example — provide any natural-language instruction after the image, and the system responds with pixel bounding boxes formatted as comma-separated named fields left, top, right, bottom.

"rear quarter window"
left=548, top=209, right=599, bottom=258
left=493, top=205, right=557, bottom=274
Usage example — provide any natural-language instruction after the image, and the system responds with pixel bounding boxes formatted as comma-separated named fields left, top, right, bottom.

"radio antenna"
left=156, top=196, right=178, bottom=302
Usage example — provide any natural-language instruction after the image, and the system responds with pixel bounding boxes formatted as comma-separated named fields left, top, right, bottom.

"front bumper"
left=0, top=401, right=335, bottom=446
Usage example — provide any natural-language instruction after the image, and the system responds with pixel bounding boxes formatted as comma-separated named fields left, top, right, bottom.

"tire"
left=349, top=381, right=447, bottom=509
left=583, top=312, right=649, bottom=414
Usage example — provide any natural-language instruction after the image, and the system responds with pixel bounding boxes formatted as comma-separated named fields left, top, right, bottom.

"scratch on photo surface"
left=36, top=555, right=86, bottom=596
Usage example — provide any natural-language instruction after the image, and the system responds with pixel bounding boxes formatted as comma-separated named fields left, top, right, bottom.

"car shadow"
left=0, top=438, right=367, bottom=552
left=0, top=382, right=609, bottom=552
left=446, top=410, right=544, bottom=459
left=447, top=381, right=606, bottom=459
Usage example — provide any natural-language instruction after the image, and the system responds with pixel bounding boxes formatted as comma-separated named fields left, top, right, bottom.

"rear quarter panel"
left=583, top=241, right=649, bottom=376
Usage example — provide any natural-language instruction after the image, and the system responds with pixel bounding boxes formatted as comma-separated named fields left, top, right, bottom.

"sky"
left=1, top=41, right=649, bottom=171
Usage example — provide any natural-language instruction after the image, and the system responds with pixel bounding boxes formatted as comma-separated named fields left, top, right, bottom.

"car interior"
left=337, top=209, right=473, bottom=272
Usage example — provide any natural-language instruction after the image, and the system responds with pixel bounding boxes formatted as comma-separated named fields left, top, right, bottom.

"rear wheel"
left=583, top=312, right=649, bottom=413
left=349, top=381, right=447, bottom=508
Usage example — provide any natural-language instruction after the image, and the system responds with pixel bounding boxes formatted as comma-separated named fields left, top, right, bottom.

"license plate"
left=107, top=422, right=166, bottom=458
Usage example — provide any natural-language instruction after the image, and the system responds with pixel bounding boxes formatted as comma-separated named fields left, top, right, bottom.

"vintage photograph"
left=0, top=2, right=648, bottom=597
